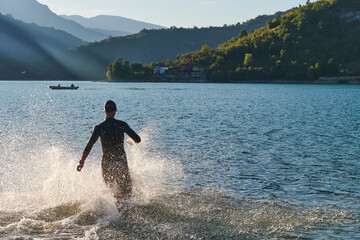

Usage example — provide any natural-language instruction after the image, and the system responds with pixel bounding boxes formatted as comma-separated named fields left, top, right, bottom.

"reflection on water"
left=82, top=88, right=107, bottom=90
left=0, top=81, right=359, bottom=239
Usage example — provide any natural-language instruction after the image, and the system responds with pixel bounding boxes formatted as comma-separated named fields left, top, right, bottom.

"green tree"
left=239, top=29, right=248, bottom=38
left=244, top=53, right=254, bottom=66
left=200, top=44, right=211, bottom=53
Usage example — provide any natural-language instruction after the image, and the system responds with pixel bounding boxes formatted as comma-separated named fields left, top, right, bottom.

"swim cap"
left=104, top=100, right=117, bottom=112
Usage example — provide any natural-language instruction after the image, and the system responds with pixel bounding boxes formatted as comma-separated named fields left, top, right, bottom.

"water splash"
left=0, top=124, right=186, bottom=239
left=126, top=126, right=185, bottom=205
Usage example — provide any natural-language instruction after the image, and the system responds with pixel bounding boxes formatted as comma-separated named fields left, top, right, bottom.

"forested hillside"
left=72, top=12, right=288, bottom=63
left=153, top=0, right=360, bottom=82
left=47, top=12, right=287, bottom=80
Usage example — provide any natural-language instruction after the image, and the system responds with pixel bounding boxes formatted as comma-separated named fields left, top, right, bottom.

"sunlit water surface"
left=0, top=81, right=359, bottom=239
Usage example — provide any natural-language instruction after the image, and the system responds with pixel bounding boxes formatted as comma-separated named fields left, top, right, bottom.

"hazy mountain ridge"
left=0, top=13, right=84, bottom=61
left=87, top=27, right=131, bottom=37
left=0, top=0, right=110, bottom=41
left=0, top=0, right=167, bottom=42
left=61, top=15, right=165, bottom=34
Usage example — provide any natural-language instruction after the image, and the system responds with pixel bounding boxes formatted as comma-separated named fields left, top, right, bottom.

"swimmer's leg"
left=114, top=172, right=132, bottom=206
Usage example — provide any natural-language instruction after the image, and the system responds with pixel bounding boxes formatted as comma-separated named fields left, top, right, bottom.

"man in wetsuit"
left=77, top=100, right=141, bottom=204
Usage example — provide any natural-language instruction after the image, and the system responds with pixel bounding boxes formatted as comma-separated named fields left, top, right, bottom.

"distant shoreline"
left=2, top=77, right=360, bottom=85
left=101, top=77, right=360, bottom=84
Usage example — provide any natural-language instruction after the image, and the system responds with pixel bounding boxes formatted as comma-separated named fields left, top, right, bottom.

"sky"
left=37, top=0, right=314, bottom=28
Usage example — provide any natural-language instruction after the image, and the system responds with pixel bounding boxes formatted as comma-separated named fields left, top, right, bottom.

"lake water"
left=0, top=81, right=359, bottom=239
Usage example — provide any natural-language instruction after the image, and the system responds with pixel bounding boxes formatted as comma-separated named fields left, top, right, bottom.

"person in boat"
left=77, top=100, right=141, bottom=205
left=57, top=83, right=61, bottom=87
left=71, top=83, right=75, bottom=87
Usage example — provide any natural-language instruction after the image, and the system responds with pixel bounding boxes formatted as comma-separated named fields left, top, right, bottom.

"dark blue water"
left=0, top=81, right=359, bottom=239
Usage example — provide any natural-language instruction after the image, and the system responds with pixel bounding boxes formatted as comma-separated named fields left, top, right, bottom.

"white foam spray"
left=0, top=123, right=184, bottom=238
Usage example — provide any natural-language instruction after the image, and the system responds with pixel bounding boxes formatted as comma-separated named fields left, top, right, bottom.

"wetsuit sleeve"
left=124, top=123, right=141, bottom=143
left=82, top=126, right=100, bottom=156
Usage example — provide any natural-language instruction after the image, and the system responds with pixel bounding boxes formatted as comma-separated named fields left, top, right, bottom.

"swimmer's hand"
left=77, top=160, right=84, bottom=172
left=126, top=139, right=135, bottom=145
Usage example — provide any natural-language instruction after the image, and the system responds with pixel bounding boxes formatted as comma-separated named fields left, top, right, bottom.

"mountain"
left=147, top=0, right=360, bottom=82
left=0, top=0, right=109, bottom=41
left=61, top=15, right=165, bottom=34
left=0, top=13, right=85, bottom=79
left=39, top=12, right=288, bottom=80
left=87, top=28, right=130, bottom=38
left=0, top=13, right=84, bottom=61
left=72, top=12, right=287, bottom=64
left=0, top=0, right=166, bottom=42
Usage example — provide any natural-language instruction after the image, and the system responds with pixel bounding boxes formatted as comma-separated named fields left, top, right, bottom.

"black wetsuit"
left=83, top=117, right=141, bottom=199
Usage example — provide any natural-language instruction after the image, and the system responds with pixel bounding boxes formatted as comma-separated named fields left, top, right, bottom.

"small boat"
left=49, top=85, right=79, bottom=90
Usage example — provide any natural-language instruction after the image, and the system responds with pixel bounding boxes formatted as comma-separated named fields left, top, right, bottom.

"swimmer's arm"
left=124, top=122, right=141, bottom=144
left=77, top=127, right=99, bottom=172
left=126, top=128, right=141, bottom=144
left=77, top=153, right=87, bottom=172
